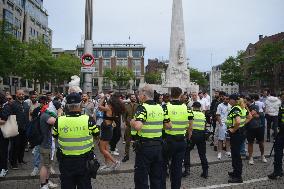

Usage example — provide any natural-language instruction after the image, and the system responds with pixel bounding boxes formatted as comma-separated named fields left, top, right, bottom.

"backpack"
left=26, top=107, right=43, bottom=148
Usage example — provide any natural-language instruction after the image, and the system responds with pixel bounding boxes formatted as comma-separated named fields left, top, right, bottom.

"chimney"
left=259, top=35, right=263, bottom=41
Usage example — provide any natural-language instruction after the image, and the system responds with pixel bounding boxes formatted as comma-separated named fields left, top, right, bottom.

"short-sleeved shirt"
left=216, top=103, right=231, bottom=124
left=40, top=112, right=54, bottom=149
left=254, top=101, right=265, bottom=113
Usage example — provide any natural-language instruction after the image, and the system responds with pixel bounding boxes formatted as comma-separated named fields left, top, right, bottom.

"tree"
left=51, top=54, right=81, bottom=89
left=221, top=51, right=245, bottom=85
left=144, top=72, right=162, bottom=84
left=190, top=68, right=208, bottom=89
left=0, top=21, right=25, bottom=77
left=15, top=38, right=55, bottom=92
left=104, top=66, right=134, bottom=93
left=250, top=41, right=284, bottom=86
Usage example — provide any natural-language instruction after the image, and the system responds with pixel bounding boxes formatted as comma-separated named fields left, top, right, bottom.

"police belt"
left=165, top=134, right=185, bottom=142
left=138, top=137, right=162, bottom=147
left=57, top=148, right=94, bottom=159
left=192, top=129, right=205, bottom=133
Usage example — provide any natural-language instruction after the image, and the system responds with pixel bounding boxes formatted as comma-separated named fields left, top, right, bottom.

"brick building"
left=76, top=43, right=145, bottom=94
left=241, top=32, right=284, bottom=94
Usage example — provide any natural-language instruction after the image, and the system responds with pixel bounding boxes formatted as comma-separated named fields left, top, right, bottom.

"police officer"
left=53, top=93, right=97, bottom=189
left=162, top=87, right=193, bottom=189
left=268, top=93, right=284, bottom=179
left=185, top=101, right=209, bottom=178
left=226, top=94, right=250, bottom=183
left=130, top=84, right=171, bottom=189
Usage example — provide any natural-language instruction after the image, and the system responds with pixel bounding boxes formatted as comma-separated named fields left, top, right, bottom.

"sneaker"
left=111, top=151, right=120, bottom=156
left=40, top=184, right=49, bottom=189
left=99, top=164, right=112, bottom=171
left=122, top=141, right=126, bottom=144
left=268, top=172, right=283, bottom=180
left=249, top=158, right=254, bottom=165
left=226, top=152, right=231, bottom=158
left=122, top=155, right=129, bottom=162
left=48, top=180, right=58, bottom=189
left=49, top=166, right=56, bottom=174
left=30, top=167, right=39, bottom=176
left=113, top=161, right=121, bottom=170
left=217, top=153, right=222, bottom=160
left=0, top=169, right=8, bottom=177
left=261, top=156, right=267, bottom=163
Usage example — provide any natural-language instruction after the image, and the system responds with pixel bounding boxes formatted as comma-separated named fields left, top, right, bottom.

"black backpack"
left=26, top=107, right=43, bottom=148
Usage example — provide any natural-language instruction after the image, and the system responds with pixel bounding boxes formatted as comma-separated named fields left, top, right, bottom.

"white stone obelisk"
left=83, top=0, right=93, bottom=93
left=162, top=0, right=190, bottom=91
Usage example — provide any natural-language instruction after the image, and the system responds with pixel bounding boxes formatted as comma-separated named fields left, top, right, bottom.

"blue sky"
left=45, top=0, right=284, bottom=71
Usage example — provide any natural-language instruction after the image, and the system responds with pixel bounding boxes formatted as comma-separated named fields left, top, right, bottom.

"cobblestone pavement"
left=0, top=160, right=283, bottom=189
left=0, top=127, right=280, bottom=188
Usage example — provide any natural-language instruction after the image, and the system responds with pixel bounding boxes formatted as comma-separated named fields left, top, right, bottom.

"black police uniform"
left=268, top=102, right=284, bottom=179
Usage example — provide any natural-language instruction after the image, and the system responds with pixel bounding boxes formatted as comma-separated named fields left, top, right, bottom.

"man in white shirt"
left=198, top=92, right=210, bottom=112
left=215, top=94, right=231, bottom=159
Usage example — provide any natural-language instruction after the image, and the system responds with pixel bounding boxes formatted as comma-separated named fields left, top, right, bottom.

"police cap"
left=192, top=101, right=201, bottom=108
left=229, top=94, right=239, bottom=101
left=66, top=92, right=81, bottom=104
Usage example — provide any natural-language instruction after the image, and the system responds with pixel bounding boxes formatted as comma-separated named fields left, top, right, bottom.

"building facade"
left=241, top=33, right=284, bottom=94
left=76, top=43, right=145, bottom=94
left=0, top=0, right=52, bottom=95
left=212, top=65, right=239, bottom=95
left=146, top=58, right=168, bottom=74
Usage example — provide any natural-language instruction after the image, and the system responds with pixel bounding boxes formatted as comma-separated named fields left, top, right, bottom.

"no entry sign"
left=82, top=53, right=95, bottom=67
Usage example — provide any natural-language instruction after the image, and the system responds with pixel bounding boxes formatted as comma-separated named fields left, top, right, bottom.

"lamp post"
left=82, top=0, right=94, bottom=93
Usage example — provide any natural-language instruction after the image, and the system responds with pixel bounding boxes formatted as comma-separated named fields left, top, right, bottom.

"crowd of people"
left=0, top=86, right=283, bottom=189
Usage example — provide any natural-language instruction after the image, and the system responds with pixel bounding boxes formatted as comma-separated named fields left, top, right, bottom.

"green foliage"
left=250, top=41, right=284, bottom=82
left=0, top=21, right=25, bottom=77
left=221, top=51, right=245, bottom=85
left=190, top=68, right=208, bottom=88
left=52, top=54, right=81, bottom=86
left=104, top=66, right=134, bottom=91
left=144, top=72, right=162, bottom=84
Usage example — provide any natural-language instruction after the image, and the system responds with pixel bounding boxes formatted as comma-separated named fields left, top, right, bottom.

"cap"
left=229, top=94, right=239, bottom=101
left=66, top=93, right=82, bottom=104
left=192, top=101, right=201, bottom=108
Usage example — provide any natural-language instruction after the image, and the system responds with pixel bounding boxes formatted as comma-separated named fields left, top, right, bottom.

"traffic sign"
left=82, top=53, right=95, bottom=67
left=81, top=67, right=96, bottom=73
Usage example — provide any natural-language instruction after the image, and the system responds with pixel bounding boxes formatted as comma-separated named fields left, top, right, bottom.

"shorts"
left=100, top=123, right=113, bottom=141
left=215, top=123, right=227, bottom=140
left=247, top=127, right=264, bottom=143
left=40, top=148, right=51, bottom=168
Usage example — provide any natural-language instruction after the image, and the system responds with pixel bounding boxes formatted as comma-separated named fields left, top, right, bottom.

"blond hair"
left=237, top=98, right=246, bottom=109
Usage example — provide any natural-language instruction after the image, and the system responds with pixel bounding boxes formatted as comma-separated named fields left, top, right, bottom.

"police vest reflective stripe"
left=192, top=111, right=206, bottom=131
left=165, top=103, right=189, bottom=136
left=281, top=107, right=284, bottom=124
left=226, top=106, right=244, bottom=128
left=137, top=103, right=164, bottom=138
left=131, top=127, right=137, bottom=136
left=58, top=114, right=94, bottom=156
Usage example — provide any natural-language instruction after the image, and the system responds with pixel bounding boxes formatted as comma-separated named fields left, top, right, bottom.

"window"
left=45, top=83, right=49, bottom=91
left=12, top=78, right=19, bottom=86
left=103, top=59, right=111, bottom=70
left=116, top=50, right=128, bottom=58
left=3, top=9, right=13, bottom=24
left=132, top=50, right=142, bottom=58
left=117, top=59, right=128, bottom=67
left=3, top=77, right=10, bottom=85
left=93, top=50, right=101, bottom=58
left=103, top=78, right=111, bottom=87
left=92, top=78, right=98, bottom=87
left=102, top=50, right=112, bottom=58
left=28, top=80, right=32, bottom=88
left=14, top=18, right=21, bottom=29
left=20, top=79, right=26, bottom=87
left=133, top=59, right=141, bottom=76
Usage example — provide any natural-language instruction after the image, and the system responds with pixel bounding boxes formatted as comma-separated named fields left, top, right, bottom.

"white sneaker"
left=99, top=164, right=112, bottom=171
left=217, top=153, right=222, bottom=160
left=111, top=151, right=120, bottom=156
left=0, top=169, right=8, bottom=177
left=115, top=148, right=119, bottom=152
left=30, top=167, right=39, bottom=176
left=261, top=156, right=267, bottom=163
left=47, top=180, right=58, bottom=189
left=113, top=161, right=121, bottom=170
left=225, top=152, right=231, bottom=157
left=249, top=158, right=254, bottom=165
left=40, top=184, right=49, bottom=189
left=49, top=166, right=56, bottom=174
